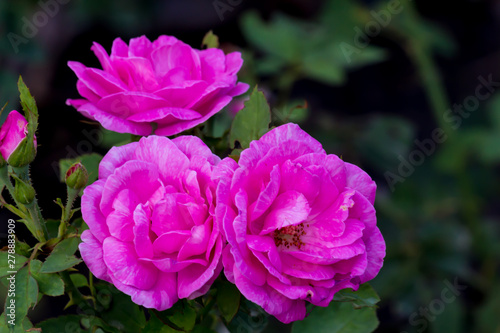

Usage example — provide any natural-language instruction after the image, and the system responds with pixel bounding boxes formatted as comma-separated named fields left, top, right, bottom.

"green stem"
left=60, top=270, right=89, bottom=309
left=59, top=187, right=79, bottom=238
left=26, top=200, right=46, bottom=242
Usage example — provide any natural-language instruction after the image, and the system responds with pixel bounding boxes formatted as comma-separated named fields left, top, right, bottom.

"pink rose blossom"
left=79, top=135, right=223, bottom=310
left=214, top=123, right=386, bottom=323
left=0, top=110, right=36, bottom=162
left=67, top=35, right=249, bottom=136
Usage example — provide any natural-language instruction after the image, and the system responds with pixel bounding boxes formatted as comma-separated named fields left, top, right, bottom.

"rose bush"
left=214, top=123, right=386, bottom=323
left=79, top=135, right=223, bottom=310
left=67, top=35, right=249, bottom=136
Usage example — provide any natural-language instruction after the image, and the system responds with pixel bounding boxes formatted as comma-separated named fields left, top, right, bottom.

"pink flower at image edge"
left=214, top=123, right=386, bottom=323
left=66, top=35, right=249, bottom=136
left=0, top=110, right=35, bottom=161
left=79, top=135, right=223, bottom=310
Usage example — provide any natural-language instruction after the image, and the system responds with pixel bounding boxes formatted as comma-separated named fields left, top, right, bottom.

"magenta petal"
left=225, top=52, right=244, bottom=75
left=177, top=239, right=223, bottom=299
left=135, top=136, right=190, bottom=183
left=345, top=162, right=377, bottom=205
left=81, top=180, right=109, bottom=242
left=68, top=61, right=127, bottom=96
left=293, top=153, right=346, bottom=190
left=279, top=253, right=336, bottom=281
left=100, top=160, right=162, bottom=215
left=144, top=256, right=207, bottom=273
left=259, top=123, right=325, bottom=154
left=260, top=191, right=311, bottom=235
left=349, top=191, right=377, bottom=231
left=310, top=189, right=355, bottom=238
left=127, top=107, right=201, bottom=123
left=248, top=165, right=280, bottom=228
left=152, top=194, right=194, bottom=235
left=111, top=38, right=129, bottom=57
left=247, top=235, right=284, bottom=274
left=111, top=271, right=178, bottom=311
left=178, top=223, right=210, bottom=261
left=304, top=218, right=365, bottom=249
left=222, top=246, right=236, bottom=283
left=172, top=136, right=220, bottom=165
left=103, top=237, right=158, bottom=290
left=91, top=42, right=114, bottom=74
left=154, top=81, right=208, bottom=108
left=97, top=91, right=169, bottom=117
left=153, top=230, right=191, bottom=254
left=128, top=35, right=152, bottom=58
left=75, top=102, right=152, bottom=135
left=280, top=160, right=321, bottom=204
left=79, top=230, right=111, bottom=282
left=233, top=266, right=306, bottom=324
left=360, top=227, right=386, bottom=283
left=133, top=204, right=154, bottom=259
left=106, top=189, right=140, bottom=242
left=98, top=142, right=139, bottom=179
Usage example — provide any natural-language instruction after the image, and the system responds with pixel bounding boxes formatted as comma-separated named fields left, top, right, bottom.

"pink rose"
left=67, top=35, right=249, bottom=136
left=0, top=110, right=36, bottom=163
left=79, top=135, right=223, bottom=310
left=214, top=123, right=386, bottom=323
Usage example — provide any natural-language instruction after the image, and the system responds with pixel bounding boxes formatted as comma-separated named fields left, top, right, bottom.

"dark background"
left=1, top=0, right=500, bottom=332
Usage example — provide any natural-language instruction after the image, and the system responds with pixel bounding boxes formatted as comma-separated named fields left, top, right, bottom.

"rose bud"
left=13, top=175, right=36, bottom=205
left=0, top=110, right=37, bottom=167
left=65, top=162, right=89, bottom=190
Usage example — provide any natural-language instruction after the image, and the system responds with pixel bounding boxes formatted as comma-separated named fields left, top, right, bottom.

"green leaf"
left=18, top=75, right=38, bottom=136
left=202, top=30, right=220, bottom=49
left=164, top=300, right=196, bottom=331
left=144, top=312, right=180, bottom=333
left=14, top=239, right=31, bottom=257
left=333, top=283, right=381, bottom=309
left=70, top=273, right=89, bottom=288
left=475, top=283, right=500, bottom=333
left=36, top=315, right=84, bottom=332
left=292, top=301, right=379, bottom=333
left=430, top=297, right=464, bottom=333
left=229, top=86, right=271, bottom=149
left=191, top=325, right=218, bottom=333
left=41, top=237, right=82, bottom=273
left=30, top=259, right=65, bottom=296
left=59, top=153, right=103, bottom=188
left=217, top=281, right=241, bottom=323
left=0, top=251, right=28, bottom=277
left=2, top=266, right=38, bottom=329
left=82, top=316, right=121, bottom=333
left=100, top=127, right=132, bottom=148
left=45, top=218, right=61, bottom=239
left=100, top=286, right=147, bottom=333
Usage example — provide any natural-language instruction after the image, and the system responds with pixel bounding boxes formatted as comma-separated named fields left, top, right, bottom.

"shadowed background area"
left=1, top=0, right=500, bottom=332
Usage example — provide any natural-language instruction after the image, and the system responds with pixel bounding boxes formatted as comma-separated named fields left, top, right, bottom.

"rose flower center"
left=273, top=222, right=309, bottom=250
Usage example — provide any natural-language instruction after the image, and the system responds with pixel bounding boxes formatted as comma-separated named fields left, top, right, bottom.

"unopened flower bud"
left=65, top=162, right=88, bottom=189
left=13, top=176, right=36, bottom=205
left=0, top=110, right=37, bottom=167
